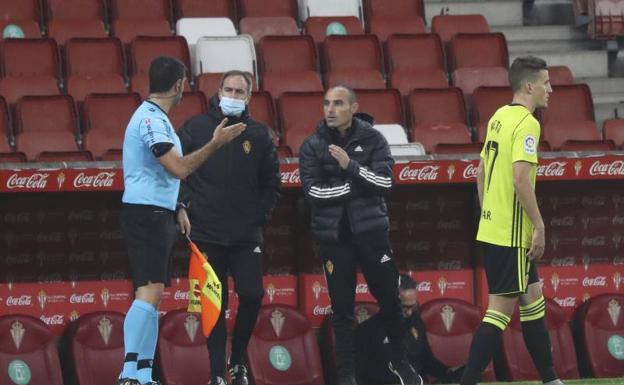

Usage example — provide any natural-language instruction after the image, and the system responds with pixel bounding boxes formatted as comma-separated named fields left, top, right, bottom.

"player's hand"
left=527, top=227, right=545, bottom=261
left=211, top=118, right=246, bottom=148
left=177, top=207, right=191, bottom=235
left=329, top=144, right=350, bottom=169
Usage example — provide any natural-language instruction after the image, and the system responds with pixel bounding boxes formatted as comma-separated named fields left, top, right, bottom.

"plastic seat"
left=110, top=0, right=172, bottom=44
left=559, top=139, right=615, bottom=151
left=176, top=17, right=236, bottom=46
left=434, top=142, right=483, bottom=154
left=64, top=37, right=127, bottom=102
left=15, top=95, right=81, bottom=160
left=354, top=88, right=404, bottom=125
left=240, top=16, right=299, bottom=44
left=363, top=0, right=424, bottom=20
left=45, top=0, right=107, bottom=45
left=0, top=96, right=24, bottom=160
left=548, top=65, right=574, bottom=85
left=420, top=298, right=496, bottom=381
left=0, top=0, right=40, bottom=30
left=574, top=293, right=624, bottom=378
left=0, top=38, right=60, bottom=104
left=246, top=304, right=325, bottom=385
left=386, top=34, right=448, bottom=95
left=82, top=93, right=141, bottom=159
left=194, top=35, right=257, bottom=80
left=66, top=311, right=125, bottom=385
left=471, top=86, right=513, bottom=142
left=238, top=0, right=299, bottom=18
left=174, top=0, right=234, bottom=19
left=374, top=124, right=408, bottom=145
left=276, top=145, right=293, bottom=158
left=408, top=88, right=471, bottom=153
left=169, top=91, right=207, bottom=130
left=603, top=118, right=624, bottom=148
left=259, top=35, right=322, bottom=99
left=278, top=91, right=324, bottom=155
left=299, top=0, right=362, bottom=21
left=448, top=33, right=509, bottom=72
left=36, top=150, right=93, bottom=162
left=322, top=35, right=385, bottom=89
left=0, top=315, right=63, bottom=385
left=369, top=16, right=425, bottom=43
left=542, top=84, right=599, bottom=150
left=304, top=16, right=364, bottom=44
left=452, top=66, right=509, bottom=98
left=431, top=14, right=490, bottom=47
left=249, top=91, right=277, bottom=130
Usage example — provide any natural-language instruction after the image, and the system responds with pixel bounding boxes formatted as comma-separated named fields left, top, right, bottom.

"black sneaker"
left=335, top=375, right=357, bottom=385
left=228, top=364, right=249, bottom=385
left=117, top=379, right=139, bottom=385
left=388, top=360, right=423, bottom=385
left=209, top=376, right=227, bottom=385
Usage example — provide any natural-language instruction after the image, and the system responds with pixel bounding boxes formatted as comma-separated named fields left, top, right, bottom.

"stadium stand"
left=109, top=0, right=172, bottom=45
left=603, top=118, right=624, bottom=148
left=304, top=16, right=365, bottom=44
left=322, top=35, right=385, bottom=89
left=0, top=0, right=41, bottom=38
left=431, top=14, right=491, bottom=47
left=169, top=91, right=207, bottom=130
left=44, top=0, right=107, bottom=46
left=237, top=0, right=299, bottom=19
left=548, top=65, right=575, bottom=85
left=353, top=88, right=404, bottom=126
left=363, top=0, right=424, bottom=34
left=278, top=91, right=324, bottom=155
left=448, top=33, right=509, bottom=72
left=471, top=86, right=514, bottom=142
left=368, top=15, right=425, bottom=44
left=249, top=91, right=278, bottom=130
left=174, top=0, right=235, bottom=20
left=299, top=0, right=362, bottom=21
left=240, top=16, right=299, bottom=44
left=194, top=35, right=257, bottom=80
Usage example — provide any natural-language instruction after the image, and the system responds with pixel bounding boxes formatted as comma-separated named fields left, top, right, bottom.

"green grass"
left=435, top=380, right=624, bottom=385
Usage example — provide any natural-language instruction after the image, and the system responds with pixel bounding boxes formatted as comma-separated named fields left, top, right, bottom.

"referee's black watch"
left=175, top=202, right=188, bottom=213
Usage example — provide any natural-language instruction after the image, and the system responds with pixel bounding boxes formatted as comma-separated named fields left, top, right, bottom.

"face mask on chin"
left=219, top=96, right=246, bottom=117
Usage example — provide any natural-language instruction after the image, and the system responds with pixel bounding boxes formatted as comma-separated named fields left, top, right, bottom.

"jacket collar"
left=208, top=94, right=250, bottom=124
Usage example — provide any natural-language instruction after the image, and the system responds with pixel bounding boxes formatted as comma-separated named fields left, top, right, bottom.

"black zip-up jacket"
left=178, top=95, right=281, bottom=246
left=299, top=117, right=394, bottom=242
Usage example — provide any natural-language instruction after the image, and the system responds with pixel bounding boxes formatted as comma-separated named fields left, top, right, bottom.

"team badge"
left=243, top=140, right=252, bottom=154
left=524, top=135, right=536, bottom=155
left=325, top=260, right=334, bottom=275
left=410, top=327, right=419, bottom=340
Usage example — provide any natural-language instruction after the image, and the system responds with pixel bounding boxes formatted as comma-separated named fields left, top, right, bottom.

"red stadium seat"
left=471, top=86, right=513, bottom=142
left=174, top=0, right=234, bottom=19
left=247, top=305, right=324, bottom=385
left=237, top=0, right=298, bottom=18
left=452, top=66, right=509, bottom=98
left=15, top=95, right=81, bottom=160
left=363, top=0, right=424, bottom=20
left=0, top=0, right=40, bottom=24
left=448, top=33, right=509, bottom=72
left=420, top=298, right=495, bottom=381
left=82, top=93, right=141, bottom=159
left=369, top=16, right=425, bottom=43
left=170, top=91, right=207, bottom=130
left=67, top=311, right=125, bottom=385
left=45, top=0, right=107, bottom=45
left=354, top=88, right=404, bottom=125
left=278, top=91, right=324, bottom=155
left=249, top=91, right=277, bottom=130
left=322, top=35, right=385, bottom=89
left=385, top=34, right=448, bottom=95
left=434, top=142, right=483, bottom=154
left=276, top=145, right=293, bottom=158
left=408, top=88, right=471, bottom=153
left=259, top=35, right=322, bottom=99
left=37, top=150, right=93, bottom=161
left=0, top=96, right=24, bottom=160
left=65, top=38, right=127, bottom=102
left=499, top=297, right=579, bottom=380
left=574, top=293, right=624, bottom=378
left=0, top=152, right=26, bottom=162
left=559, top=139, right=615, bottom=151
left=240, top=16, right=299, bottom=44
left=304, top=16, right=364, bottom=44
left=110, top=0, right=172, bottom=44
left=431, top=14, right=490, bottom=47
left=603, top=118, right=624, bottom=148
left=158, top=309, right=212, bottom=384
left=542, top=84, right=599, bottom=150
left=0, top=315, right=63, bottom=385
left=0, top=38, right=60, bottom=104
left=548, top=65, right=574, bottom=85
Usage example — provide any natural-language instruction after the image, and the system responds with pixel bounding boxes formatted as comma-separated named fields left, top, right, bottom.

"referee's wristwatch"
left=175, top=202, right=188, bottom=212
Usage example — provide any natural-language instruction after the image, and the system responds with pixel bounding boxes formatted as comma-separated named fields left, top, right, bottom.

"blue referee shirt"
left=122, top=101, right=182, bottom=211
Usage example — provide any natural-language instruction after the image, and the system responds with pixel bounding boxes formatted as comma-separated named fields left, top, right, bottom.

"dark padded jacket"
left=299, top=117, right=393, bottom=242
left=178, top=95, right=280, bottom=246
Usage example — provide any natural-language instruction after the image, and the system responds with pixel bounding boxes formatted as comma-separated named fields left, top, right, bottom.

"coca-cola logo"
left=536, top=162, right=567, bottom=177
left=582, top=276, right=607, bottom=287
left=313, top=305, right=332, bottom=315
left=37, top=273, right=63, bottom=283
left=68, top=210, right=95, bottom=222
left=613, top=216, right=624, bottom=225
left=398, top=165, right=439, bottom=181
left=4, top=212, right=30, bottom=224
left=550, top=216, right=574, bottom=227
left=40, top=314, right=64, bottom=325
left=265, top=225, right=291, bottom=236
left=69, top=251, right=96, bottom=263
left=417, top=281, right=432, bottom=292
left=280, top=168, right=300, bottom=184
left=5, top=255, right=33, bottom=266
left=37, top=232, right=62, bottom=243
left=355, top=283, right=368, bottom=294
left=73, top=172, right=116, bottom=188
left=174, top=290, right=189, bottom=300
left=550, top=257, right=576, bottom=267
left=405, top=241, right=430, bottom=253
left=436, top=219, right=461, bottom=230
left=6, top=173, right=49, bottom=189
left=614, top=256, right=624, bottom=265
left=589, top=160, right=624, bottom=176
left=70, top=293, right=95, bottom=304
left=462, top=164, right=478, bottom=179
left=554, top=297, right=576, bottom=307
left=437, top=260, right=462, bottom=270
left=101, top=271, right=126, bottom=280
left=6, top=295, right=32, bottom=306
left=405, top=201, right=430, bottom=211
left=582, top=196, right=606, bottom=207
left=581, top=236, right=606, bottom=247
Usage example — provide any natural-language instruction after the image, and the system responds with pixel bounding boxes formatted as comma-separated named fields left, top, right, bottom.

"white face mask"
left=219, top=96, right=246, bottom=117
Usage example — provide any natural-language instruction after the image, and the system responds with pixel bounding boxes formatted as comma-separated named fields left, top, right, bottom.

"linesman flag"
left=187, top=235, right=222, bottom=337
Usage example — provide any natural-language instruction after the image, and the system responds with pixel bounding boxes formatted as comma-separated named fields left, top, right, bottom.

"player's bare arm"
left=476, top=159, right=485, bottom=207
left=512, top=161, right=545, bottom=260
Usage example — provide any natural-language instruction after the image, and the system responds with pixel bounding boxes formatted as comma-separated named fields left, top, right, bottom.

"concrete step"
left=509, top=50, right=609, bottom=78
left=506, top=39, right=602, bottom=53
left=579, top=77, right=624, bottom=96
left=492, top=25, right=587, bottom=42
left=593, top=102, right=619, bottom=130
left=424, top=0, right=522, bottom=26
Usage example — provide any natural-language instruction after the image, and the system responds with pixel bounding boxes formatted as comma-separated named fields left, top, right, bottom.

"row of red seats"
left=2, top=294, right=622, bottom=385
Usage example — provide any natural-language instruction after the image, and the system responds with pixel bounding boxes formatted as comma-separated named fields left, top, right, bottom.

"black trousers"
left=320, top=230, right=407, bottom=378
left=196, top=242, right=265, bottom=377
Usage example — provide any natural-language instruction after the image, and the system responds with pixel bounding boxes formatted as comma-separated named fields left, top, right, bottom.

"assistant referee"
left=117, top=56, right=245, bottom=385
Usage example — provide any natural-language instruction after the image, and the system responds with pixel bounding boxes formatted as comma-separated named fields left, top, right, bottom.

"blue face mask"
left=219, top=96, right=246, bottom=117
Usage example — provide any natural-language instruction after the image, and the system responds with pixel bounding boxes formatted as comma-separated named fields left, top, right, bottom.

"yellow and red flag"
left=187, top=237, right=222, bottom=337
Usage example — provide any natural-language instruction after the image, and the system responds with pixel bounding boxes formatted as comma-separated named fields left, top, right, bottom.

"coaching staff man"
left=460, top=56, right=564, bottom=385
left=118, top=56, right=245, bottom=385
left=299, top=85, right=422, bottom=385
left=177, top=70, right=280, bottom=385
